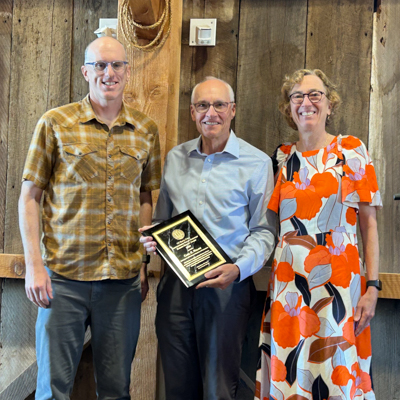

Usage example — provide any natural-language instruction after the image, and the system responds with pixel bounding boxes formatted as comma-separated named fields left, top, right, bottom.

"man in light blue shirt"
left=140, top=77, right=275, bottom=400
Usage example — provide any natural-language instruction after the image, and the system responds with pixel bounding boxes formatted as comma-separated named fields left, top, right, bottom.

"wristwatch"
left=366, top=279, right=382, bottom=291
left=142, top=254, right=151, bottom=264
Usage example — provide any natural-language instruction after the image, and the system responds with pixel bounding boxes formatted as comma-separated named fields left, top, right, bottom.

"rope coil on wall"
left=119, top=0, right=172, bottom=52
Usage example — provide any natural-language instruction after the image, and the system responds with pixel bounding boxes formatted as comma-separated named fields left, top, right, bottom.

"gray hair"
left=191, top=76, right=235, bottom=103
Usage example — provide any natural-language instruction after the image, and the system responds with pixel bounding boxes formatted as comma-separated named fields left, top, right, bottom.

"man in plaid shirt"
left=18, top=36, right=161, bottom=399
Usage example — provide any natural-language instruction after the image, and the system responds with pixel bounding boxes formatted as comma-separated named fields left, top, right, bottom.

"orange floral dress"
left=255, top=135, right=382, bottom=400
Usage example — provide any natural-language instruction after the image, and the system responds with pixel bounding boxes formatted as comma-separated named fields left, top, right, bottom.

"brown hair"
left=279, top=69, right=342, bottom=130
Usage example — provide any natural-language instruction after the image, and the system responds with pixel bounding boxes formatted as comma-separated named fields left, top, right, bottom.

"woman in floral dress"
left=256, top=69, right=382, bottom=400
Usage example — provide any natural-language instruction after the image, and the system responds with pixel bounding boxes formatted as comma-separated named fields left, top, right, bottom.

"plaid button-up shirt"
left=22, top=95, right=161, bottom=281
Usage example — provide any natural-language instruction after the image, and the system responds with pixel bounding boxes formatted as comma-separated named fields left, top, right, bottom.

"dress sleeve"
left=340, top=136, right=382, bottom=209
left=267, top=143, right=293, bottom=213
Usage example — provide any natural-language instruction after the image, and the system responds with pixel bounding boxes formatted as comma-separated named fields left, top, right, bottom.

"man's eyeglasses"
left=289, top=91, right=326, bottom=104
left=192, top=101, right=234, bottom=114
left=85, top=61, right=128, bottom=73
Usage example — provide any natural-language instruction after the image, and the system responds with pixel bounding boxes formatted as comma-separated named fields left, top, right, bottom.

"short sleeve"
left=340, top=136, right=382, bottom=209
left=267, top=143, right=294, bottom=213
left=22, top=116, right=56, bottom=190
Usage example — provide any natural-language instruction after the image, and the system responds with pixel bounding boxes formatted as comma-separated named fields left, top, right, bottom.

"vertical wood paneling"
left=371, top=299, right=400, bottom=398
left=369, top=1, right=400, bottom=275
left=71, top=0, right=119, bottom=103
left=178, top=0, right=239, bottom=145
left=0, top=1, right=73, bottom=398
left=0, top=0, right=12, bottom=255
left=236, top=0, right=307, bottom=154
left=306, top=0, right=374, bottom=144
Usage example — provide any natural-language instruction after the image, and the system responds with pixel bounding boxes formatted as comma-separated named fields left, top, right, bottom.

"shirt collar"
left=188, top=130, right=240, bottom=158
left=79, top=95, right=136, bottom=129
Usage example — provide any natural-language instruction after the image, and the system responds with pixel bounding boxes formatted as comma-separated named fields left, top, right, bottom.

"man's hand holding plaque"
left=139, top=210, right=233, bottom=288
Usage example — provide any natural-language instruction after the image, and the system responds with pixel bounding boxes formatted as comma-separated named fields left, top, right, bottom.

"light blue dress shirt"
left=153, top=131, right=276, bottom=281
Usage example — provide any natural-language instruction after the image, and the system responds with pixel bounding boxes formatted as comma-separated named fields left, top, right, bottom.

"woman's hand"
left=354, top=287, right=379, bottom=335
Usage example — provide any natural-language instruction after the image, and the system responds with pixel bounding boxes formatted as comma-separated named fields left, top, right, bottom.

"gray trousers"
left=35, top=270, right=142, bottom=400
left=156, top=268, right=256, bottom=400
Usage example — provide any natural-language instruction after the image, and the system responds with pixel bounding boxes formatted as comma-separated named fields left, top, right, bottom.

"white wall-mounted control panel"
left=189, top=18, right=217, bottom=46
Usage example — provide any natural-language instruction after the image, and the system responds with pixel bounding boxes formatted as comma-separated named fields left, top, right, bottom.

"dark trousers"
left=156, top=268, right=256, bottom=400
left=35, top=270, right=142, bottom=400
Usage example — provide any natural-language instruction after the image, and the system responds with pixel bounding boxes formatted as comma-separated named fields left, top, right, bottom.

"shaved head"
left=84, top=37, right=127, bottom=63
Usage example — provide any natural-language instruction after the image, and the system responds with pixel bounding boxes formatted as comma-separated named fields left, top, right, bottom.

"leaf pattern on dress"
left=312, top=375, right=330, bottom=400
left=312, top=297, right=334, bottom=314
left=325, top=282, right=346, bottom=325
left=316, top=317, right=335, bottom=338
left=280, top=198, right=297, bottom=221
left=308, top=337, right=352, bottom=363
left=295, top=273, right=311, bottom=306
left=297, top=369, right=314, bottom=393
left=285, top=339, right=305, bottom=386
left=317, top=192, right=343, bottom=233
left=284, top=234, right=317, bottom=250
left=308, top=264, right=332, bottom=290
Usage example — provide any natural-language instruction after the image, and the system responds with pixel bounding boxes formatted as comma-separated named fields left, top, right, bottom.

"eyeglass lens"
left=92, top=61, right=126, bottom=72
left=194, top=102, right=230, bottom=113
left=291, top=91, right=323, bottom=104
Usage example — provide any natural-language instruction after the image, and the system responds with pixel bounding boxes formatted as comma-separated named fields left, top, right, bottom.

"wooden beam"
left=128, top=0, right=161, bottom=41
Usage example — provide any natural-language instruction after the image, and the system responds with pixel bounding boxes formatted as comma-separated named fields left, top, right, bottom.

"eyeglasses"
left=85, top=61, right=128, bottom=73
left=192, top=101, right=234, bottom=114
left=289, top=90, right=326, bottom=104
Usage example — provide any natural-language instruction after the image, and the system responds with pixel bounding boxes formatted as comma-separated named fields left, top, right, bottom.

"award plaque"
left=142, top=210, right=232, bottom=287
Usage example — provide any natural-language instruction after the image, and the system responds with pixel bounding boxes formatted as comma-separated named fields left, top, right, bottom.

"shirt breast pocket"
left=63, top=143, right=99, bottom=181
left=119, top=146, right=148, bottom=182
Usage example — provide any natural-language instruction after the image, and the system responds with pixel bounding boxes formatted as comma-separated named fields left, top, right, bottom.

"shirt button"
left=207, top=159, right=211, bottom=163
left=108, top=154, right=112, bottom=159
left=199, top=201, right=203, bottom=205
left=202, top=179, right=206, bottom=183
left=108, top=175, right=112, bottom=180
left=108, top=197, right=111, bottom=202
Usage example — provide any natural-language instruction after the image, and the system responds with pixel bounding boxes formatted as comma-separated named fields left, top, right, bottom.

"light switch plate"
left=189, top=18, right=217, bottom=46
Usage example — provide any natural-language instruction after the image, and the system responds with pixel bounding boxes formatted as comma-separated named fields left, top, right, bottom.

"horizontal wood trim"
left=1, top=254, right=399, bottom=299
left=253, top=267, right=400, bottom=300
left=0, top=254, right=25, bottom=278
left=379, top=273, right=400, bottom=299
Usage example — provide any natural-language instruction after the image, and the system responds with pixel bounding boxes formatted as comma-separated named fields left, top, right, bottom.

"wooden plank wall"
left=178, top=0, right=400, bottom=398
left=0, top=1, right=118, bottom=399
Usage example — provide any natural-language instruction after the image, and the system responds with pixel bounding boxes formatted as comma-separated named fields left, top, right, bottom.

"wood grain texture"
left=369, top=1, right=400, bottom=275
left=306, top=0, right=374, bottom=144
left=0, top=254, right=25, bottom=278
left=128, top=0, right=161, bottom=41
left=120, top=0, right=182, bottom=159
left=370, top=298, right=400, bottom=399
left=130, top=276, right=159, bottom=399
left=71, top=0, right=119, bottom=103
left=4, top=0, right=72, bottom=254
left=1, top=1, right=73, bottom=397
left=378, top=273, right=400, bottom=299
left=0, top=279, right=37, bottom=399
left=236, top=0, right=307, bottom=154
left=0, top=0, right=12, bottom=254
left=178, top=0, right=239, bottom=145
